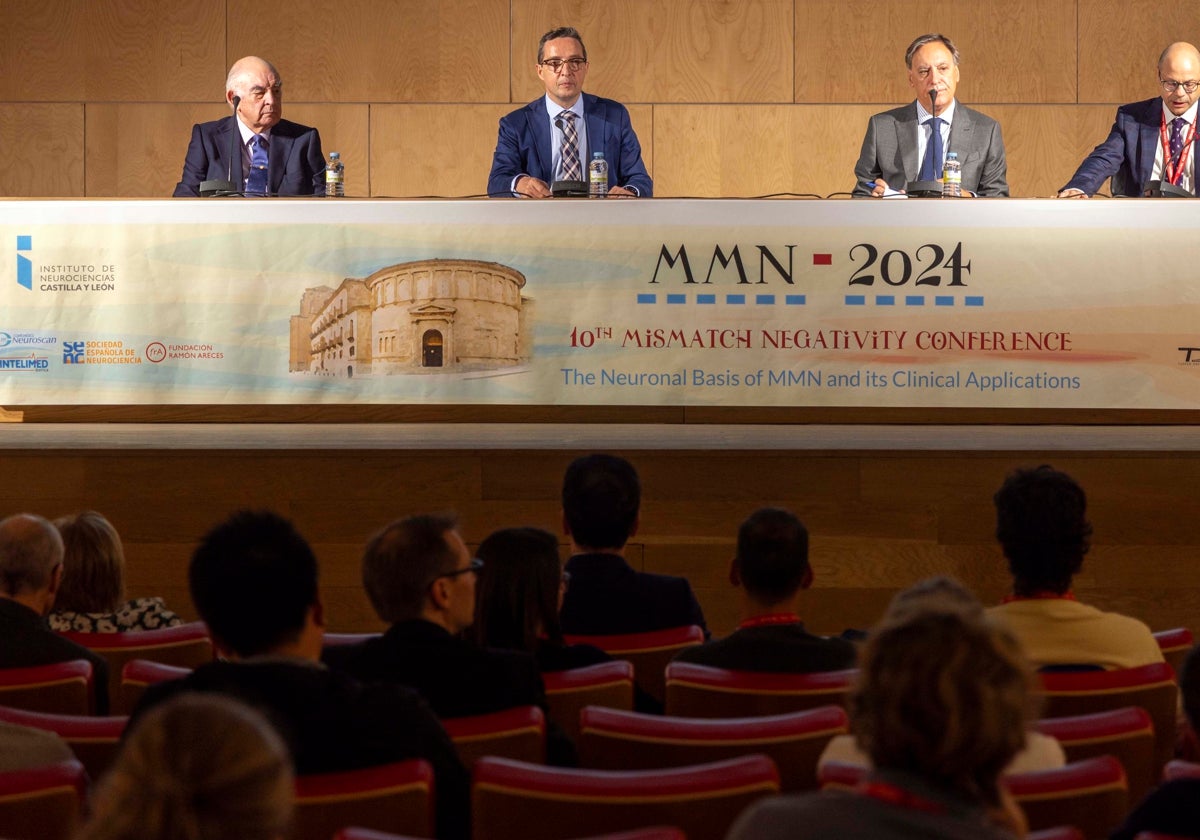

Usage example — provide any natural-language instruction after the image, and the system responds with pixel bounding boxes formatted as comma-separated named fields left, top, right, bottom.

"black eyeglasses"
left=540, top=58, right=587, bottom=73
left=1160, top=79, right=1200, bottom=94
left=433, top=557, right=483, bottom=582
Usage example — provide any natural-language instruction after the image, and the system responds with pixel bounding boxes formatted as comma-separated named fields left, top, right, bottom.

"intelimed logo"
left=16, top=236, right=31, bottom=290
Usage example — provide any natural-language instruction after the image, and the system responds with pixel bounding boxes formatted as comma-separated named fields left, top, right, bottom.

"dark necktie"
left=558, top=111, right=581, bottom=181
left=246, top=134, right=269, bottom=195
left=919, top=117, right=944, bottom=182
left=1170, top=117, right=1186, bottom=171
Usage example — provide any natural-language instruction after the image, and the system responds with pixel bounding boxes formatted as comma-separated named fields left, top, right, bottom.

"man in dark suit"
left=1059, top=42, right=1200, bottom=197
left=854, top=33, right=1007, bottom=197
left=673, top=508, right=856, bottom=673
left=559, top=454, right=708, bottom=637
left=0, top=513, right=109, bottom=713
left=129, top=510, right=468, bottom=840
left=487, top=27, right=652, bottom=198
left=173, top=56, right=325, bottom=197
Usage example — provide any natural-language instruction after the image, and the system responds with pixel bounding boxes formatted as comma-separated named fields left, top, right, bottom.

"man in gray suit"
left=854, top=34, right=1008, bottom=197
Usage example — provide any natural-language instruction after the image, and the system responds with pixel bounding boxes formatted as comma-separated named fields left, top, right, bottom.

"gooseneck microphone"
left=905, top=87, right=944, bottom=197
left=199, top=95, right=242, bottom=197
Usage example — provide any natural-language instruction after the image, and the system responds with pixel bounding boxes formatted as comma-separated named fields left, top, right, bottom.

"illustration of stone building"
left=290, top=259, right=528, bottom=378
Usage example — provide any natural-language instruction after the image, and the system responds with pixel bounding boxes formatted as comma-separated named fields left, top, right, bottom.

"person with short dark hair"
left=558, top=454, right=708, bottom=637
left=131, top=510, right=469, bottom=840
left=673, top=508, right=855, bottom=672
left=987, top=465, right=1163, bottom=670
left=0, top=513, right=109, bottom=713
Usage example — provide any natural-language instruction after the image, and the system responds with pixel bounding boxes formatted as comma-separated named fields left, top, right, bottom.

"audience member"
left=673, top=507, right=855, bottom=672
left=78, top=693, right=292, bottom=840
left=1111, top=641, right=1200, bottom=839
left=130, top=510, right=468, bottom=840
left=0, top=513, right=109, bottom=713
left=49, top=511, right=181, bottom=632
left=728, top=578, right=1036, bottom=840
left=987, top=465, right=1164, bottom=670
left=818, top=576, right=1064, bottom=774
left=0, top=720, right=73, bottom=772
left=559, top=454, right=708, bottom=636
left=473, top=526, right=608, bottom=672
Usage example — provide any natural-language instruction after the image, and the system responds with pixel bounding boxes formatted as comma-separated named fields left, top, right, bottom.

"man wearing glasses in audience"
left=487, top=26, right=652, bottom=198
left=1059, top=42, right=1200, bottom=197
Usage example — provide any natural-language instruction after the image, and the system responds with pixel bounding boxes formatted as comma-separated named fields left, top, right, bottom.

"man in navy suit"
left=1059, top=42, right=1200, bottom=197
left=487, top=27, right=652, bottom=198
left=173, top=56, right=325, bottom=197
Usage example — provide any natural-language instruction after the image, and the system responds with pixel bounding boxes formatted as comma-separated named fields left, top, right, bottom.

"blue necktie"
left=246, top=134, right=269, bottom=195
left=919, top=117, right=944, bottom=181
left=1170, top=117, right=1186, bottom=172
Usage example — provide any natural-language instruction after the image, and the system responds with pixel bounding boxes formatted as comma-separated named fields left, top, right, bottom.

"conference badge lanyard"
left=1160, top=114, right=1197, bottom=187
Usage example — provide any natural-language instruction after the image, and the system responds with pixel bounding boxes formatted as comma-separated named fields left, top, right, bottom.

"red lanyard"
left=738, top=613, right=800, bottom=629
left=856, top=781, right=947, bottom=815
left=1002, top=590, right=1076, bottom=604
left=1160, top=114, right=1196, bottom=186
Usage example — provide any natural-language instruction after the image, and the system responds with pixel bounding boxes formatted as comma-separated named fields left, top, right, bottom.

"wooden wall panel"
left=0, top=1, right=88, bottom=101
left=1079, top=1, right=1200, bottom=103
left=986, top=105, right=1118, bottom=197
left=83, top=0, right=225, bottom=102
left=511, top=0, right=794, bottom=104
left=227, top=0, right=509, bottom=103
left=285, top=104, right=371, bottom=195
left=0, top=105, right=85, bottom=197
left=651, top=105, right=879, bottom=198
left=795, top=0, right=1077, bottom=104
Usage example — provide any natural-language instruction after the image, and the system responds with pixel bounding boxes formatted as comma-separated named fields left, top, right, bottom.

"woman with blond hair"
left=728, top=578, right=1036, bottom=840
left=49, top=511, right=181, bottom=632
left=76, top=693, right=292, bottom=840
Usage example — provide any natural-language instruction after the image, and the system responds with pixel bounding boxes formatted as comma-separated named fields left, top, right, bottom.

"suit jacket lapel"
left=900, top=104, right=920, bottom=182
left=1137, top=101, right=1161, bottom=191
left=948, top=104, right=974, bottom=160
left=219, top=117, right=244, bottom=187
left=268, top=129, right=293, bottom=195
left=583, top=93, right=604, bottom=164
left=529, top=100, right=553, bottom=182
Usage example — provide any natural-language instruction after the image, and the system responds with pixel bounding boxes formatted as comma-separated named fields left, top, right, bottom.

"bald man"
left=173, top=56, right=326, bottom=197
left=0, top=514, right=109, bottom=712
left=1059, top=42, right=1200, bottom=197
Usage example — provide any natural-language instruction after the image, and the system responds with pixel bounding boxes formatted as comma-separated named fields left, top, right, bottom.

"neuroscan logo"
left=16, top=236, right=31, bottom=290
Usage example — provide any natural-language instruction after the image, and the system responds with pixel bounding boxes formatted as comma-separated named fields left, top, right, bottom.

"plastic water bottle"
left=942, top=151, right=962, bottom=197
left=325, top=151, right=345, bottom=197
left=588, top=152, right=608, bottom=198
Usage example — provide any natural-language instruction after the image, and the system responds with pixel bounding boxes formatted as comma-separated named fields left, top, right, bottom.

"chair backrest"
left=1133, top=834, right=1198, bottom=840
left=1027, top=829, right=1085, bottom=840
left=0, top=660, right=94, bottom=715
left=60, top=622, right=213, bottom=712
left=1039, top=662, right=1178, bottom=776
left=0, top=705, right=127, bottom=781
left=294, top=759, right=434, bottom=840
left=472, top=754, right=780, bottom=840
left=323, top=632, right=383, bottom=648
left=665, top=662, right=857, bottom=718
left=544, top=661, right=635, bottom=742
left=117, top=658, right=192, bottom=715
left=1163, top=758, right=1200, bottom=780
left=564, top=626, right=705, bottom=706
left=1005, top=756, right=1129, bottom=840
left=816, top=759, right=866, bottom=790
left=0, top=758, right=87, bottom=840
left=1153, top=628, right=1193, bottom=675
left=442, top=705, right=546, bottom=770
left=579, top=704, right=848, bottom=791
left=336, top=827, right=687, bottom=840
left=1035, top=706, right=1155, bottom=803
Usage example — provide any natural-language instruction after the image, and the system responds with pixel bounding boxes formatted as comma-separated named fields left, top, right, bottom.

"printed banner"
left=1, top=199, right=1198, bottom=408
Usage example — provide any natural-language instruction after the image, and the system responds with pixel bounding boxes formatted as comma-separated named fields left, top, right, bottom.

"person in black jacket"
left=129, top=510, right=469, bottom=840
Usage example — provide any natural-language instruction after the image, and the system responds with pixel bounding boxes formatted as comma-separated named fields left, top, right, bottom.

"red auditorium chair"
left=294, top=759, right=434, bottom=840
left=1039, top=662, right=1178, bottom=776
left=664, top=661, right=857, bottom=718
left=0, top=660, right=95, bottom=715
left=1133, top=834, right=1198, bottom=840
left=322, top=632, right=383, bottom=648
left=543, top=660, right=635, bottom=742
left=1027, top=829, right=1085, bottom=840
left=0, top=705, right=126, bottom=780
left=0, top=758, right=87, bottom=840
left=441, top=705, right=545, bottom=770
left=335, top=827, right=685, bottom=840
left=563, top=626, right=705, bottom=706
left=1006, top=756, right=1129, bottom=840
left=472, top=754, right=780, bottom=840
left=1163, top=758, right=1200, bottom=780
left=1035, top=706, right=1155, bottom=802
left=116, top=659, right=191, bottom=714
left=1153, top=627, right=1194, bottom=675
left=60, top=621, right=213, bottom=709
left=578, top=704, right=848, bottom=790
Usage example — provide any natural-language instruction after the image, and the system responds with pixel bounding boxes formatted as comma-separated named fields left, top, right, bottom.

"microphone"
left=929, top=87, right=937, bottom=114
left=905, top=87, right=943, bottom=197
left=199, top=95, right=242, bottom=197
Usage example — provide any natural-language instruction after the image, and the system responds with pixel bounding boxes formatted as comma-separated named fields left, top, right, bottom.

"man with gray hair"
left=0, top=513, right=109, bottom=712
left=173, top=55, right=325, bottom=197
left=853, top=33, right=1008, bottom=197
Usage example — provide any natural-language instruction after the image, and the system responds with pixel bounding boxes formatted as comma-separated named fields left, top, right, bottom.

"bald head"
left=1157, top=42, right=1200, bottom=116
left=225, top=56, right=283, bottom=133
left=0, top=513, right=64, bottom=597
